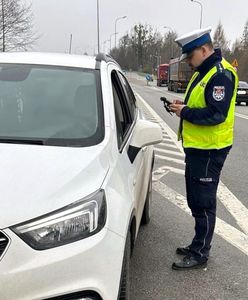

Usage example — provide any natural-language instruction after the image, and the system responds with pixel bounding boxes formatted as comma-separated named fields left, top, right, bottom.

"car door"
left=110, top=68, right=149, bottom=227
left=116, top=71, right=152, bottom=218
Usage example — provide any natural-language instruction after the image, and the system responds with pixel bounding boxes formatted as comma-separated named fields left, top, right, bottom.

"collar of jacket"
left=196, top=49, right=222, bottom=76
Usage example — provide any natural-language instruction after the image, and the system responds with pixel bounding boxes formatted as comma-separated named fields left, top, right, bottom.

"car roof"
left=0, top=52, right=97, bottom=69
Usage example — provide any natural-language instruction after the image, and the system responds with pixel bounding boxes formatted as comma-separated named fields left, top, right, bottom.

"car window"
left=118, top=72, right=136, bottom=120
left=111, top=71, right=132, bottom=149
left=0, top=64, right=104, bottom=147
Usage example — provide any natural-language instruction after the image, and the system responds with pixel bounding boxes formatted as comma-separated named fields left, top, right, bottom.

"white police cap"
left=175, top=27, right=212, bottom=60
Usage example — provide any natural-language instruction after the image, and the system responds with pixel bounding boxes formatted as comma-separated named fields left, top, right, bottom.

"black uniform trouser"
left=185, top=149, right=229, bottom=262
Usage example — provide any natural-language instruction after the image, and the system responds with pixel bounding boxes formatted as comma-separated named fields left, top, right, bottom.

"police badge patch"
left=213, top=86, right=225, bottom=101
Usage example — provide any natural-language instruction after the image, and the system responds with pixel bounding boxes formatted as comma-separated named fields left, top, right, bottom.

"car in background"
left=236, top=81, right=248, bottom=105
left=0, top=52, right=162, bottom=300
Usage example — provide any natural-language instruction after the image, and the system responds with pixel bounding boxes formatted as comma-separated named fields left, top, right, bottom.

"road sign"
left=146, top=74, right=151, bottom=81
left=231, top=59, right=238, bottom=68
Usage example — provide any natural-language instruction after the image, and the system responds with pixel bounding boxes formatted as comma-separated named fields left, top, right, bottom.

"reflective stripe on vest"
left=180, top=58, right=238, bottom=150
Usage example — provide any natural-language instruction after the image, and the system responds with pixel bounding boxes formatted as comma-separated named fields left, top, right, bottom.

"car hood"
left=0, top=143, right=109, bottom=228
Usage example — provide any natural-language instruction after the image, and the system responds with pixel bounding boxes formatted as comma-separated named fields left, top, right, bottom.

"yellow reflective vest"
left=180, top=58, right=238, bottom=150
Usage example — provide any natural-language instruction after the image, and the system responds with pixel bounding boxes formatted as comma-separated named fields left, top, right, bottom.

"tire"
left=246, top=102, right=248, bottom=106
left=141, top=171, right=152, bottom=225
left=173, top=84, right=178, bottom=93
left=236, top=101, right=240, bottom=105
left=118, top=231, right=131, bottom=300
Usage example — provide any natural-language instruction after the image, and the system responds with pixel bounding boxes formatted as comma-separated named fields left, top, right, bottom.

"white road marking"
left=161, top=133, right=170, bottom=137
left=155, top=154, right=185, bottom=165
left=235, top=112, right=248, bottom=120
left=163, top=90, right=184, bottom=100
left=135, top=90, right=248, bottom=255
left=218, top=182, right=248, bottom=235
left=153, top=169, right=171, bottom=181
left=156, top=143, right=178, bottom=150
left=154, top=147, right=185, bottom=157
left=152, top=87, right=162, bottom=92
left=162, top=135, right=174, bottom=140
left=153, top=180, right=248, bottom=257
left=159, top=140, right=178, bottom=147
left=153, top=166, right=185, bottom=180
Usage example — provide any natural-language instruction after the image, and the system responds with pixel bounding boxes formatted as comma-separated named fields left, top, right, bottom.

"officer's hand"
left=172, top=99, right=184, bottom=105
left=169, top=104, right=186, bottom=117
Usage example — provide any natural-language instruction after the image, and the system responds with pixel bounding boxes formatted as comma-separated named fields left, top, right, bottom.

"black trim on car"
left=117, top=208, right=137, bottom=300
left=0, top=231, right=11, bottom=261
left=44, top=290, right=102, bottom=300
left=127, top=145, right=141, bottom=163
left=118, top=110, right=138, bottom=154
left=111, top=69, right=138, bottom=153
left=95, top=53, right=120, bottom=69
left=113, top=71, right=138, bottom=153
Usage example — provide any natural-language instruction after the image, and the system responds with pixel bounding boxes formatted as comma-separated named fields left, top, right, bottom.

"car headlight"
left=11, top=190, right=106, bottom=250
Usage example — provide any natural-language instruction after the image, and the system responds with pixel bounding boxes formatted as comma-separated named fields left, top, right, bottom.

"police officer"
left=169, top=27, right=238, bottom=270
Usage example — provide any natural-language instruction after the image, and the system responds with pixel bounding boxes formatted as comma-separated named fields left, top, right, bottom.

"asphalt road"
left=128, top=74, right=248, bottom=300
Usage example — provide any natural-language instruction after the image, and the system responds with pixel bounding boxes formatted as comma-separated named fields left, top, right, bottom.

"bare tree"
left=0, top=0, right=37, bottom=52
left=162, top=31, right=180, bottom=62
left=235, top=20, right=248, bottom=81
left=213, top=21, right=230, bottom=57
left=111, top=23, right=180, bottom=73
left=241, top=20, right=248, bottom=50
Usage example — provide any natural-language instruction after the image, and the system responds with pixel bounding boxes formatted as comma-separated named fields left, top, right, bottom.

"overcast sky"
left=29, top=0, right=247, bottom=55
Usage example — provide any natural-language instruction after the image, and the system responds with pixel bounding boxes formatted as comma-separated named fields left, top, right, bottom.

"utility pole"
left=69, top=34, right=73, bottom=54
left=97, top=0, right=100, bottom=53
left=1, top=0, right=5, bottom=52
left=190, top=0, right=203, bottom=29
left=114, top=16, right=127, bottom=49
left=110, top=33, right=116, bottom=51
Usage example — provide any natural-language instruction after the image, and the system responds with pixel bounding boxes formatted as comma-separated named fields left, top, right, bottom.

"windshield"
left=0, top=64, right=104, bottom=147
left=238, top=81, right=248, bottom=88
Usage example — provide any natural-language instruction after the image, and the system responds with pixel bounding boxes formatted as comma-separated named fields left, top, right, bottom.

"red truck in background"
left=157, top=64, right=169, bottom=86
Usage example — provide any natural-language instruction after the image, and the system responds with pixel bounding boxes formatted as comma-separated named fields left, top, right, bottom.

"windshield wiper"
left=0, top=139, right=46, bottom=145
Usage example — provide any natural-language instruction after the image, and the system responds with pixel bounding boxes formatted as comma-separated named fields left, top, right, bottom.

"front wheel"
left=141, top=171, right=152, bottom=225
left=118, top=231, right=131, bottom=300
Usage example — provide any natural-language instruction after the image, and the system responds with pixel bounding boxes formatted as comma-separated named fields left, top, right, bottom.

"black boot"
left=172, top=255, right=207, bottom=271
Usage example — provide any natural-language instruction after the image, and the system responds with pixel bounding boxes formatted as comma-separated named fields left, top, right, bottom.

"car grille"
left=0, top=232, right=9, bottom=258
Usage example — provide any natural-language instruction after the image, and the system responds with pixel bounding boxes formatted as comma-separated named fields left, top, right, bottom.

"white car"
left=0, top=52, right=162, bottom=300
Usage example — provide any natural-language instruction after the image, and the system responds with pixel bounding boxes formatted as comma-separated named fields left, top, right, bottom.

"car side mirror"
left=128, top=119, right=162, bottom=163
